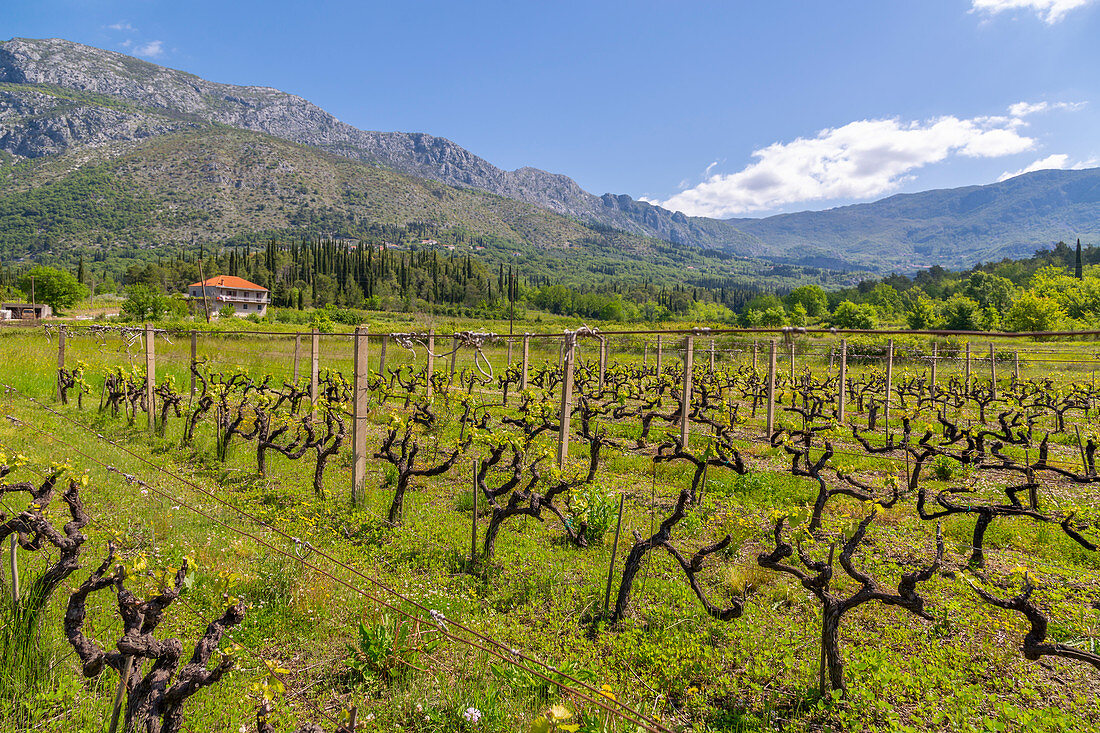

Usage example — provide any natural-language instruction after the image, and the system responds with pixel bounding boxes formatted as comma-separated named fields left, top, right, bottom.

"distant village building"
left=1, top=303, right=52, bottom=320
left=187, top=276, right=269, bottom=317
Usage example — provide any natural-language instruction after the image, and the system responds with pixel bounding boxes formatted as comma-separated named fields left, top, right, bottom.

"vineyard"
left=1, top=322, right=1099, bottom=732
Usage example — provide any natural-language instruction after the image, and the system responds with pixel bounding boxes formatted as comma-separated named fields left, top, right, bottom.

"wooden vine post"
left=8, top=534, right=17, bottom=605
left=753, top=340, right=759, bottom=371
left=789, top=341, right=796, bottom=381
left=602, top=494, right=626, bottom=618
left=765, top=339, right=777, bottom=436
left=599, top=338, right=608, bottom=392
left=930, top=342, right=938, bottom=398
left=449, top=335, right=459, bottom=386
left=1013, top=350, right=1020, bottom=386
left=557, top=335, right=576, bottom=469
left=655, top=335, right=663, bottom=376
left=310, top=328, right=320, bottom=409
left=520, top=334, right=530, bottom=391
left=680, top=335, right=694, bottom=446
left=989, top=342, right=997, bottom=400
left=965, top=341, right=972, bottom=396
left=426, top=329, right=435, bottom=399
left=470, top=459, right=479, bottom=564
left=378, top=334, right=388, bottom=375
left=709, top=339, right=716, bottom=372
left=837, top=338, right=847, bottom=423
left=351, top=326, right=369, bottom=506
left=507, top=338, right=513, bottom=366
left=56, top=327, right=66, bottom=401
left=189, top=331, right=197, bottom=398
left=144, top=323, right=155, bottom=432
left=108, top=655, right=134, bottom=733
left=884, top=338, right=894, bottom=430
left=293, top=332, right=301, bottom=383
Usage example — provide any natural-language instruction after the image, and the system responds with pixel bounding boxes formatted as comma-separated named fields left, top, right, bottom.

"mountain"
left=0, top=36, right=1095, bottom=274
left=0, top=124, right=851, bottom=298
left=728, top=168, right=1100, bottom=271
left=0, top=37, right=764, bottom=257
left=0, top=124, right=664, bottom=257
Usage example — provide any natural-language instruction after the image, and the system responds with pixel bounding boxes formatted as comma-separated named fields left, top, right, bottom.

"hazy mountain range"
left=1, top=36, right=1096, bottom=272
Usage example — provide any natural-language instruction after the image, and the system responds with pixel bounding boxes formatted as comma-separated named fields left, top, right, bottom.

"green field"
left=1, top=318, right=1099, bottom=733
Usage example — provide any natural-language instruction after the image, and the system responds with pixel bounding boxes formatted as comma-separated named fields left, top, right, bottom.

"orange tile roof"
left=189, top=276, right=268, bottom=291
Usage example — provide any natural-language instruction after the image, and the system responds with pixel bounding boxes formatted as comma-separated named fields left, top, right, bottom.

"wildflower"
left=463, top=707, right=482, bottom=724
left=415, top=703, right=423, bottom=713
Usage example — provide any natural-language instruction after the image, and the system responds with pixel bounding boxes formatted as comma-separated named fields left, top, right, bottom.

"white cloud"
left=998, top=153, right=1099, bottom=180
left=133, top=40, right=164, bottom=59
left=1008, top=100, right=1086, bottom=116
left=107, top=22, right=136, bottom=32
left=970, top=0, right=1095, bottom=24
left=657, top=113, right=1038, bottom=218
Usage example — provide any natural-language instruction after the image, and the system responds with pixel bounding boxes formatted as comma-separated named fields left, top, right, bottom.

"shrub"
left=930, top=454, right=957, bottom=481
left=568, top=484, right=616, bottom=545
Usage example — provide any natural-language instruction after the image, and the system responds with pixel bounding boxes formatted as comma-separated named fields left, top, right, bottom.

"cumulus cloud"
left=656, top=111, right=1039, bottom=218
left=998, top=153, right=1099, bottom=180
left=133, top=40, right=164, bottom=58
left=970, top=0, right=1095, bottom=24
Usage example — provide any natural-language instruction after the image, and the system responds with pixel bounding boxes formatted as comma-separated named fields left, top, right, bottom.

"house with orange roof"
left=187, top=276, right=269, bottom=317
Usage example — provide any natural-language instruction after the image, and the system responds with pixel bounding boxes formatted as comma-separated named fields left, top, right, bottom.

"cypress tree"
left=1076, top=238, right=1084, bottom=280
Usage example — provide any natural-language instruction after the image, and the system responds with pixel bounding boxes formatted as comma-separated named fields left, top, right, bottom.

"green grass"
left=1, top=322, right=1099, bottom=732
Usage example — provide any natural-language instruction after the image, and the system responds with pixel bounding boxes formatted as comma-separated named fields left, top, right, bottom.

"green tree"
left=1004, top=291, right=1065, bottom=332
left=759, top=306, right=788, bottom=327
left=784, top=285, right=828, bottom=318
left=788, top=302, right=808, bottom=326
left=868, top=283, right=903, bottom=315
left=121, top=284, right=163, bottom=321
left=17, top=266, right=87, bottom=312
left=906, top=293, right=939, bottom=330
left=739, top=308, right=763, bottom=328
left=941, top=294, right=982, bottom=331
left=964, top=272, right=1015, bottom=311
left=829, top=301, right=876, bottom=329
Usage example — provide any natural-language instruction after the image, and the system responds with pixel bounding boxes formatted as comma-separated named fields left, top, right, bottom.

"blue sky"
left=3, top=0, right=1100, bottom=218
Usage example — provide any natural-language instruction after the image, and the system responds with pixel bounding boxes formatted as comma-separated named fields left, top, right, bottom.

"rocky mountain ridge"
left=1, top=36, right=1096, bottom=272
left=0, top=37, right=761, bottom=256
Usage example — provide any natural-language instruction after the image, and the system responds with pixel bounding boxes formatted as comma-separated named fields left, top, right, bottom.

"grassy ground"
left=1, top=318, right=1099, bottom=732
